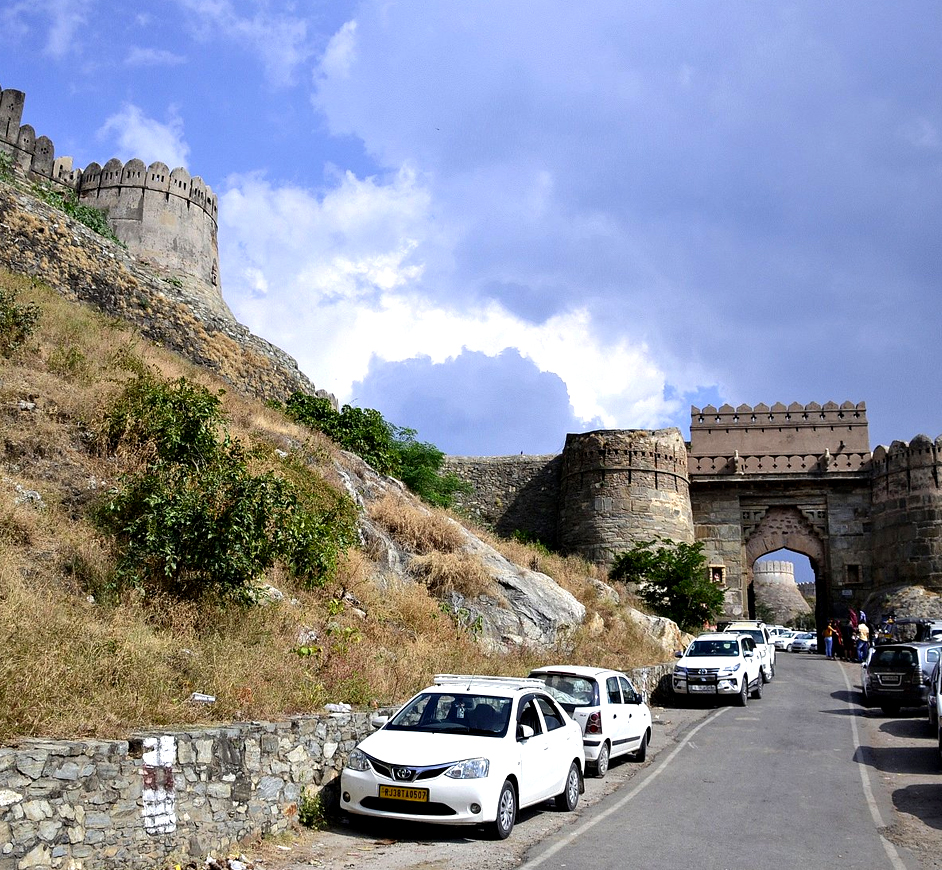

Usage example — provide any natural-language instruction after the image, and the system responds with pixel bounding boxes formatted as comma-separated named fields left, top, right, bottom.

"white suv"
left=723, top=621, right=776, bottom=682
left=672, top=632, right=764, bottom=705
left=529, top=665, right=653, bottom=778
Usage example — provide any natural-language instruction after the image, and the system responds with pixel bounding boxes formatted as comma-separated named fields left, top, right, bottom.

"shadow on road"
left=854, top=743, right=939, bottom=775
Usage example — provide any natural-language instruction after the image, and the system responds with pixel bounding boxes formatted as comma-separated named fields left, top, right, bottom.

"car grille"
left=366, top=755, right=454, bottom=782
left=686, top=668, right=720, bottom=685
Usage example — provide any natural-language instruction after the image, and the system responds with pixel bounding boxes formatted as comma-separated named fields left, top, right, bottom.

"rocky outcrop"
left=332, top=450, right=585, bottom=650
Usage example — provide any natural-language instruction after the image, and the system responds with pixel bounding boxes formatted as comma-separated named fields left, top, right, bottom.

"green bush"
left=31, top=183, right=121, bottom=244
left=298, top=787, right=328, bottom=830
left=0, top=151, right=13, bottom=182
left=0, top=285, right=40, bottom=357
left=284, top=392, right=469, bottom=507
left=98, top=374, right=357, bottom=602
left=609, top=537, right=724, bottom=633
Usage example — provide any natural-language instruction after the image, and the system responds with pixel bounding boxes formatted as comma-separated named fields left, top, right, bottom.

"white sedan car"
left=340, top=674, right=585, bottom=839
left=790, top=631, right=817, bottom=653
left=773, top=630, right=801, bottom=651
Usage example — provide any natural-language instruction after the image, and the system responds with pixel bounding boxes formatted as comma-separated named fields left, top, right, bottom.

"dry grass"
left=368, top=493, right=466, bottom=553
left=0, top=269, right=669, bottom=745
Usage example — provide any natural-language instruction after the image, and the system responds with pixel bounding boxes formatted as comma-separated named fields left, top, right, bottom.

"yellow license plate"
left=379, top=785, right=429, bottom=802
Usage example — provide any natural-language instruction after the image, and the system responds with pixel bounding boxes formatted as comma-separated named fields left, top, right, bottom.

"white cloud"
left=0, top=0, right=91, bottom=58
left=173, top=0, right=315, bottom=85
left=124, top=46, right=186, bottom=67
left=97, top=104, right=190, bottom=169
left=318, top=20, right=358, bottom=81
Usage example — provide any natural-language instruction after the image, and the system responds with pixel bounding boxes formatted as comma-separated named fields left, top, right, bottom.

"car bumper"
left=340, top=768, right=499, bottom=825
left=866, top=685, right=930, bottom=707
left=672, top=676, right=744, bottom=696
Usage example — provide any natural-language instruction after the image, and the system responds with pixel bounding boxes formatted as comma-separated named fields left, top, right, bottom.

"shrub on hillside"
left=31, top=184, right=121, bottom=244
left=0, top=284, right=40, bottom=357
left=283, top=392, right=469, bottom=507
left=98, top=373, right=357, bottom=602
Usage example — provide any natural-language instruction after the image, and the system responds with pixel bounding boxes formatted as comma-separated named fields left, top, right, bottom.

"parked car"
left=862, top=642, right=942, bottom=715
left=773, top=630, right=801, bottom=651
left=528, top=665, right=653, bottom=778
left=340, top=674, right=585, bottom=839
left=929, top=660, right=942, bottom=763
left=672, top=632, right=764, bottom=706
left=723, top=620, right=776, bottom=680
left=790, top=631, right=817, bottom=653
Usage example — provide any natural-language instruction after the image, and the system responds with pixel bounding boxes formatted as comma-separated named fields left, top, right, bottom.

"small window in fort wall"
left=709, top=565, right=725, bottom=586
left=845, top=565, right=861, bottom=585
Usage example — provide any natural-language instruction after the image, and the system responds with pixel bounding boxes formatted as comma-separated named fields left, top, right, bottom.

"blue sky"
left=3, top=1, right=941, bottom=458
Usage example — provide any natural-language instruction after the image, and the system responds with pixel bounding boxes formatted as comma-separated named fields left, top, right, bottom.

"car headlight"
left=718, top=663, right=742, bottom=676
left=445, top=757, right=489, bottom=779
left=345, top=748, right=371, bottom=772
left=673, top=666, right=687, bottom=676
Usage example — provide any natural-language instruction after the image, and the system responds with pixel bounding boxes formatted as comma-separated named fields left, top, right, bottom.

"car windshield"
left=538, top=674, right=598, bottom=710
left=386, top=692, right=512, bottom=736
left=687, top=639, right=740, bottom=657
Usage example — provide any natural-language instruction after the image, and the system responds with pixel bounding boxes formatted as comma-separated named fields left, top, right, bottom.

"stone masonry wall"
left=871, top=435, right=942, bottom=594
left=0, top=714, right=375, bottom=870
left=443, top=455, right=561, bottom=544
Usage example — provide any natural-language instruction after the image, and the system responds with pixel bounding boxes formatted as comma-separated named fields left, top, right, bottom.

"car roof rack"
left=433, top=674, right=546, bottom=690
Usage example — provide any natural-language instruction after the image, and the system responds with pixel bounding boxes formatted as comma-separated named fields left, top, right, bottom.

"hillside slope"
left=0, top=176, right=683, bottom=745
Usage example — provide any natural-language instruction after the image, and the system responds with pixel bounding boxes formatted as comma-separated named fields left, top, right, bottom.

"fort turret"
left=0, top=85, right=229, bottom=320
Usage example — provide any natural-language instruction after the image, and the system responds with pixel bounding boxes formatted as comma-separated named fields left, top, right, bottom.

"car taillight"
left=586, top=712, right=602, bottom=734
left=913, top=668, right=925, bottom=685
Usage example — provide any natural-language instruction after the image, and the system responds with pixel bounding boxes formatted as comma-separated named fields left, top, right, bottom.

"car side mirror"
left=674, top=650, right=683, bottom=658
left=517, top=723, right=535, bottom=741
left=370, top=714, right=389, bottom=729
left=744, top=650, right=754, bottom=658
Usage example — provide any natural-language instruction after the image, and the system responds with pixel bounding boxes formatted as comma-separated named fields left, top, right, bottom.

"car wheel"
left=735, top=677, right=748, bottom=707
left=555, top=761, right=581, bottom=811
left=751, top=677, right=763, bottom=700
left=881, top=703, right=901, bottom=716
left=492, top=780, right=516, bottom=839
left=633, top=730, right=649, bottom=762
left=594, top=742, right=610, bottom=778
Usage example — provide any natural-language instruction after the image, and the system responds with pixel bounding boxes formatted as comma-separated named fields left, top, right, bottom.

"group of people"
left=824, top=617, right=871, bottom=662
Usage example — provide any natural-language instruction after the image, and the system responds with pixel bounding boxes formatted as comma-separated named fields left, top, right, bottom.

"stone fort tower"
left=446, top=401, right=942, bottom=626
left=0, top=86, right=228, bottom=319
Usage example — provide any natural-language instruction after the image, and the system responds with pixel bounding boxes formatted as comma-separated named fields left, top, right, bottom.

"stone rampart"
left=689, top=401, right=870, bottom=475
left=443, top=455, right=561, bottom=543
left=0, top=86, right=227, bottom=319
left=558, top=429, right=694, bottom=565
left=870, top=435, right=942, bottom=592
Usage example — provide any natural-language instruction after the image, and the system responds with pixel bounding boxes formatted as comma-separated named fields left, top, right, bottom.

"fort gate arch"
left=688, top=402, right=872, bottom=622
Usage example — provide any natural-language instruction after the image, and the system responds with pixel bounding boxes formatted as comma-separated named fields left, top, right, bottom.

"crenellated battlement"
left=689, top=400, right=871, bottom=475
left=0, top=85, right=227, bottom=318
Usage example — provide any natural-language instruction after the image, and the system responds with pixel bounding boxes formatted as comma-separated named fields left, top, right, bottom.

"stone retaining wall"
left=0, top=663, right=677, bottom=869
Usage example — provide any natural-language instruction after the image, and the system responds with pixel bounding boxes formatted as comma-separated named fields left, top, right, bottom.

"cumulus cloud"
left=97, top=104, right=190, bottom=168
left=0, top=0, right=92, bottom=57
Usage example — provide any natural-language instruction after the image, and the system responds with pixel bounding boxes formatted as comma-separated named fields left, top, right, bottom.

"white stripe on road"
left=521, top=706, right=729, bottom=870
left=837, top=662, right=908, bottom=870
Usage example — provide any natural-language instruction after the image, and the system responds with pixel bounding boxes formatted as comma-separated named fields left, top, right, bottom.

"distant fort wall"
left=0, top=86, right=227, bottom=318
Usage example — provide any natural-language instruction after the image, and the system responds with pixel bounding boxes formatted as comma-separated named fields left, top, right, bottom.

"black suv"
left=862, top=641, right=942, bottom=715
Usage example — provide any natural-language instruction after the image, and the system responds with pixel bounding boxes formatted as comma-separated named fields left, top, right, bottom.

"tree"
left=609, top=538, right=724, bottom=632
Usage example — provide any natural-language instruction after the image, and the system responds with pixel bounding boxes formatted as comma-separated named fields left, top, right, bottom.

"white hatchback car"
left=528, top=665, right=653, bottom=778
left=340, top=674, right=585, bottom=839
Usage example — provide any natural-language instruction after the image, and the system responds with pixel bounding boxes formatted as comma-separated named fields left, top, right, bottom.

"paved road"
left=523, top=653, right=918, bottom=870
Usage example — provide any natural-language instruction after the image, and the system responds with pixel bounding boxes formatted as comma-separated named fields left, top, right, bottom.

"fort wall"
left=0, top=86, right=227, bottom=319
left=870, top=435, right=942, bottom=593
